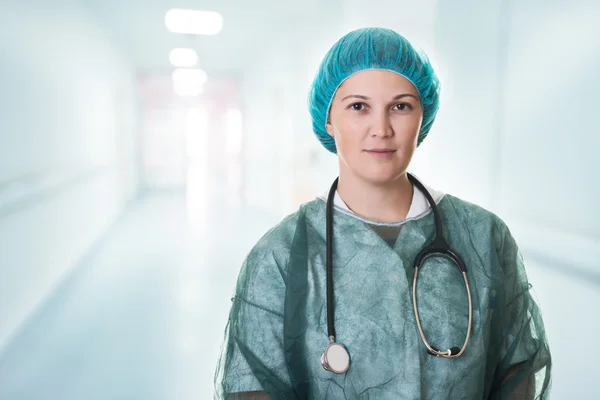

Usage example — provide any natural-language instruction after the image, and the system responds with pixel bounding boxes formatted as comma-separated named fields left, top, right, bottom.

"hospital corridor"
left=1, top=1, right=599, bottom=399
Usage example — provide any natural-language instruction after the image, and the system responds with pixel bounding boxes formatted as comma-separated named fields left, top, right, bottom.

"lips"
left=364, top=149, right=397, bottom=159
left=365, top=149, right=396, bottom=153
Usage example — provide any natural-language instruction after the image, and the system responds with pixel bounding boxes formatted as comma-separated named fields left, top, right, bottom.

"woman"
left=214, top=27, right=552, bottom=399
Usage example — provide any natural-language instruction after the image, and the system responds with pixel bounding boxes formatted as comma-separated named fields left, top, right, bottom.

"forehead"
left=336, top=70, right=419, bottom=96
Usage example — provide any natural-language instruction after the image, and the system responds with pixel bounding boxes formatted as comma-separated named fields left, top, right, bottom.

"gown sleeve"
left=213, top=241, right=296, bottom=400
left=489, top=219, right=552, bottom=399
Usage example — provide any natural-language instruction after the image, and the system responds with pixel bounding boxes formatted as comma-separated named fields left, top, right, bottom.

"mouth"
left=365, top=149, right=397, bottom=153
left=364, top=149, right=397, bottom=159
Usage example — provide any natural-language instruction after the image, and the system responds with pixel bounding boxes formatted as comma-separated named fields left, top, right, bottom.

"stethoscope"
left=320, top=173, right=473, bottom=374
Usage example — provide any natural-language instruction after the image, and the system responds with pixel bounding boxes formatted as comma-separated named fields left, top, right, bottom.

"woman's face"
left=326, top=70, right=423, bottom=186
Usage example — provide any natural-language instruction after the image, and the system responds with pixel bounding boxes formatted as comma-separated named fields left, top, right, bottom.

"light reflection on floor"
left=0, top=190, right=280, bottom=400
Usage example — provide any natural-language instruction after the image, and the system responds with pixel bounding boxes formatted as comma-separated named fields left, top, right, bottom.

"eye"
left=350, top=102, right=366, bottom=111
left=394, top=103, right=412, bottom=111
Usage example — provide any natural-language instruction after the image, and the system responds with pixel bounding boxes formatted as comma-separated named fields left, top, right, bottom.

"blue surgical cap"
left=308, top=27, right=441, bottom=154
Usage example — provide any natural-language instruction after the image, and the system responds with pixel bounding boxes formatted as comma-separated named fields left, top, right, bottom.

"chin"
left=357, top=169, right=406, bottom=186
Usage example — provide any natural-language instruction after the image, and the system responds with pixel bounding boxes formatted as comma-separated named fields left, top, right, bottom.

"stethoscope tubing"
left=324, top=173, right=473, bottom=367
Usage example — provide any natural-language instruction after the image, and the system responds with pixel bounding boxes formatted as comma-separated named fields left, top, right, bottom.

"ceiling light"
left=169, top=48, right=198, bottom=67
left=165, top=9, right=223, bottom=35
left=172, top=68, right=207, bottom=97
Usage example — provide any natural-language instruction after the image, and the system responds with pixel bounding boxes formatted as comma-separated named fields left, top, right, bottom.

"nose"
left=370, top=110, right=393, bottom=138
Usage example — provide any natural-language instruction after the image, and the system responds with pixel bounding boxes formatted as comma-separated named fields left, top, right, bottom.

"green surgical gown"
left=214, top=193, right=552, bottom=399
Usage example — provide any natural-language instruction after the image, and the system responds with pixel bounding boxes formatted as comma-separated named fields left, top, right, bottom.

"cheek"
left=393, top=116, right=422, bottom=140
left=331, top=125, right=365, bottom=166
left=335, top=118, right=365, bottom=140
left=333, top=122, right=364, bottom=153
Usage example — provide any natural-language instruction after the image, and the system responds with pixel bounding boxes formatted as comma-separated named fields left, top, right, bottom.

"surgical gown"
left=214, top=189, right=552, bottom=399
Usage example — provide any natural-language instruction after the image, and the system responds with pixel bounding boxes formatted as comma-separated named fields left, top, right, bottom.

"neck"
left=337, top=171, right=414, bottom=223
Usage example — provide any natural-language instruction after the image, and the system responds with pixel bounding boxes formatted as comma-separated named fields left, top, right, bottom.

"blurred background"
left=0, top=0, right=598, bottom=398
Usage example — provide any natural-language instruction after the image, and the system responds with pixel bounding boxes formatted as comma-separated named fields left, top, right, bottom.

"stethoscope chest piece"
left=321, top=338, right=350, bottom=374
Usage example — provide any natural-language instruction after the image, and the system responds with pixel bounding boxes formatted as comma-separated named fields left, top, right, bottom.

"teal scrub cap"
left=308, top=27, right=441, bottom=154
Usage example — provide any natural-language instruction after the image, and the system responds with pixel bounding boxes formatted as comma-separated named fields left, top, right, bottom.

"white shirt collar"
left=318, top=175, right=445, bottom=223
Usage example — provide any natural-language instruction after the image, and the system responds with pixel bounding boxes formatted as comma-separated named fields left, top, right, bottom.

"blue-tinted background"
left=1, top=1, right=598, bottom=398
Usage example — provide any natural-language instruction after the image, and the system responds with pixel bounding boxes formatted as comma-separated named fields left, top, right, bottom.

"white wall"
left=426, top=0, right=600, bottom=267
left=415, top=0, right=505, bottom=209
left=239, top=3, right=346, bottom=217
left=0, top=1, right=139, bottom=352
left=497, top=0, right=600, bottom=273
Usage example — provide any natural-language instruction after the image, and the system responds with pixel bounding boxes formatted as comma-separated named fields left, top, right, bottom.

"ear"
left=325, top=122, right=334, bottom=137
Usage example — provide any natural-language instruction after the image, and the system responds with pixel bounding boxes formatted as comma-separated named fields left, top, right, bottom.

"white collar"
left=318, top=175, right=445, bottom=223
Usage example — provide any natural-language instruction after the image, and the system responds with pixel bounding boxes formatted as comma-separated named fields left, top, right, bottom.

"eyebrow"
left=340, top=93, right=419, bottom=101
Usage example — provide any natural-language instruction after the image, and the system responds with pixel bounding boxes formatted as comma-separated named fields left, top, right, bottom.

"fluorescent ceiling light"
left=165, top=9, right=223, bottom=35
left=169, top=48, right=198, bottom=67
left=172, top=68, right=207, bottom=97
